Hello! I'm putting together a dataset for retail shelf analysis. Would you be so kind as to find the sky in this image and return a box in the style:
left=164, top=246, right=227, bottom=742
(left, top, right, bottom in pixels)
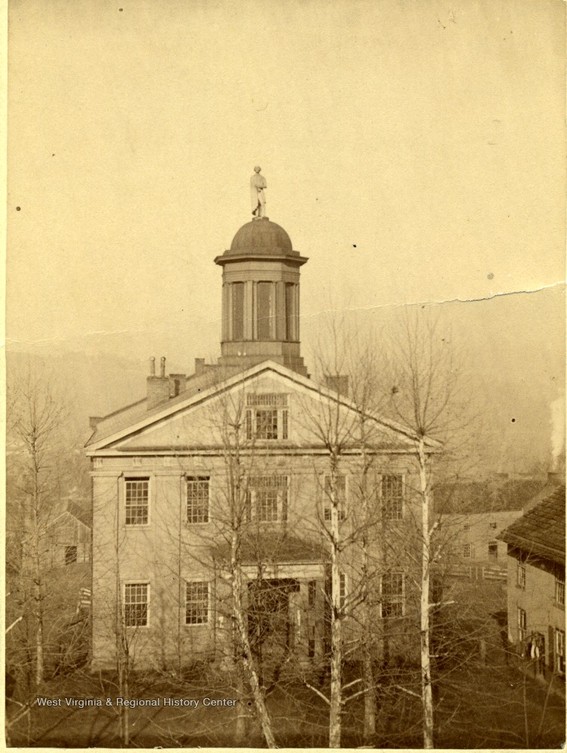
left=5, top=0, right=566, bottom=468
left=7, top=0, right=565, bottom=341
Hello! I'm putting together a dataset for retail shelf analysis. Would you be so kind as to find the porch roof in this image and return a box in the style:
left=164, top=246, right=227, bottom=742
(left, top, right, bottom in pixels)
left=214, top=532, right=328, bottom=567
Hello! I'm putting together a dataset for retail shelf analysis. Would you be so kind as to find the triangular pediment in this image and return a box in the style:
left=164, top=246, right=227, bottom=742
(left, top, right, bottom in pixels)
left=86, top=361, right=428, bottom=455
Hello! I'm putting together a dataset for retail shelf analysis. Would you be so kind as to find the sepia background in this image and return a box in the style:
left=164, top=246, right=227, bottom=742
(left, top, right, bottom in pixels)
left=7, top=0, right=565, bottom=470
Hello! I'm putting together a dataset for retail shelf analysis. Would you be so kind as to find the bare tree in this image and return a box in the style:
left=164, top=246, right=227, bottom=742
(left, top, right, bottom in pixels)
left=299, top=324, right=389, bottom=747
left=386, top=310, right=467, bottom=749
left=213, top=389, right=278, bottom=747
left=151, top=385, right=281, bottom=746
left=7, top=368, right=67, bottom=689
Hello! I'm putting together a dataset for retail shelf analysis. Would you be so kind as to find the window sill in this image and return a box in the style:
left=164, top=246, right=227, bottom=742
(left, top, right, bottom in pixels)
left=249, top=519, right=287, bottom=525
left=249, top=439, right=288, bottom=444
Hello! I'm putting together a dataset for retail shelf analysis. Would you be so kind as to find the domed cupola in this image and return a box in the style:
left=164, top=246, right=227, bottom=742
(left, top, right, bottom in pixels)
left=226, top=219, right=294, bottom=257
left=214, top=214, right=309, bottom=376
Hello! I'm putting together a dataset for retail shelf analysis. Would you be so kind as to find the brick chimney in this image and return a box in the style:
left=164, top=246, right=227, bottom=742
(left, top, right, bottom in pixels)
left=147, top=356, right=170, bottom=410
left=324, top=374, right=349, bottom=397
left=169, top=374, right=187, bottom=398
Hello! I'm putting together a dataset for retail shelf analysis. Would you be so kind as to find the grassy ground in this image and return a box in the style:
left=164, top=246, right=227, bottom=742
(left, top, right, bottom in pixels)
left=7, top=656, right=564, bottom=748
left=7, top=577, right=565, bottom=747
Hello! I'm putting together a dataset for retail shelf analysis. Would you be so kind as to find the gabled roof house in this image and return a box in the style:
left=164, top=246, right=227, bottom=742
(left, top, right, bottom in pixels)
left=499, top=484, right=565, bottom=684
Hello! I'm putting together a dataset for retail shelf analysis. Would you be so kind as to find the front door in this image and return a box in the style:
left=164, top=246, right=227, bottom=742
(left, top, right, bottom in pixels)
left=248, top=578, right=299, bottom=686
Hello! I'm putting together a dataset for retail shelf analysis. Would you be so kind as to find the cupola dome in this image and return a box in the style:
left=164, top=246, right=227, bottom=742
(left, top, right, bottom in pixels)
left=216, top=218, right=302, bottom=262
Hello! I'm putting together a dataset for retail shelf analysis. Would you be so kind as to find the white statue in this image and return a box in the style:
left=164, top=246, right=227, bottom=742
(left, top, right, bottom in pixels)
left=250, top=166, right=267, bottom=219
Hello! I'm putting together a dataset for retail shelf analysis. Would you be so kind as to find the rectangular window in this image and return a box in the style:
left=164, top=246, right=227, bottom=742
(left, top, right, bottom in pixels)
left=555, top=629, right=565, bottom=674
left=517, top=563, right=526, bottom=589
left=231, top=282, right=244, bottom=340
left=463, top=543, right=472, bottom=558
left=258, top=487, right=279, bottom=521
left=324, top=475, right=347, bottom=521
left=517, top=607, right=527, bottom=643
left=256, top=281, right=274, bottom=340
left=246, top=394, right=289, bottom=441
left=381, top=573, right=404, bottom=618
left=125, top=478, right=149, bottom=526
left=555, top=575, right=565, bottom=607
left=185, top=581, right=209, bottom=625
left=187, top=477, right=210, bottom=524
left=256, top=409, right=278, bottom=440
left=382, top=475, right=404, bottom=520
left=282, top=409, right=288, bottom=440
left=246, top=476, right=288, bottom=522
left=65, top=545, right=77, bottom=566
left=124, top=583, right=149, bottom=627
left=488, top=541, right=499, bottom=560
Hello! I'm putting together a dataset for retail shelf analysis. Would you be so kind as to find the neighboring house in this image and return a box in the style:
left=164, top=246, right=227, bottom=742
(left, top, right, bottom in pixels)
left=86, top=217, right=435, bottom=672
left=44, top=502, right=92, bottom=569
left=498, top=484, right=565, bottom=682
left=436, top=479, right=548, bottom=568
left=446, top=510, right=522, bottom=565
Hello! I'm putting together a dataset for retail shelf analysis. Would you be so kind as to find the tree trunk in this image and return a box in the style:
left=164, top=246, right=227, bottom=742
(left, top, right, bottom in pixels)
left=328, top=464, right=342, bottom=748
left=234, top=666, right=247, bottom=744
left=118, top=655, right=130, bottom=746
left=34, top=605, right=44, bottom=687
left=360, top=455, right=376, bottom=744
left=115, top=487, right=129, bottom=746
left=31, top=484, right=44, bottom=686
left=230, top=531, right=276, bottom=748
left=328, top=582, right=342, bottom=748
left=418, top=437, right=434, bottom=749
left=363, top=637, right=376, bottom=744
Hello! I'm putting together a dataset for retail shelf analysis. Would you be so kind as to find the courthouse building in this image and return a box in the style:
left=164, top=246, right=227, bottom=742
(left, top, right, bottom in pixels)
left=86, top=214, right=432, bottom=671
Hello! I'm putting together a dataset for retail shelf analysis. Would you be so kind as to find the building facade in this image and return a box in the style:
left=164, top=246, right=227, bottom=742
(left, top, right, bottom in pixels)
left=442, top=510, right=521, bottom=565
left=499, top=484, right=565, bottom=683
left=86, top=217, right=431, bottom=672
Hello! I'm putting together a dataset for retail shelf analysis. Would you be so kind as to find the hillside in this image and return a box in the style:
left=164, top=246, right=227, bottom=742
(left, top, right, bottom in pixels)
left=7, top=286, right=565, bottom=473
